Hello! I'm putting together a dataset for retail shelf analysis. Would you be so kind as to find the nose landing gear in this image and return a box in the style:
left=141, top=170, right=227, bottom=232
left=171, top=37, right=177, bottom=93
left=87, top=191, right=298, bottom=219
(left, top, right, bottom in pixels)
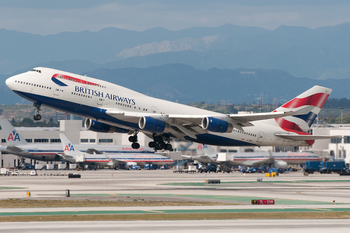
left=33, top=102, right=42, bottom=121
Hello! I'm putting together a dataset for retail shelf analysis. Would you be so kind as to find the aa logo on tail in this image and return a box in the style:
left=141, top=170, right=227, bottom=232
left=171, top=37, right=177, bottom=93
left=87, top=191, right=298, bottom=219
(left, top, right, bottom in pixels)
left=64, top=143, right=75, bottom=151
left=7, top=130, right=20, bottom=141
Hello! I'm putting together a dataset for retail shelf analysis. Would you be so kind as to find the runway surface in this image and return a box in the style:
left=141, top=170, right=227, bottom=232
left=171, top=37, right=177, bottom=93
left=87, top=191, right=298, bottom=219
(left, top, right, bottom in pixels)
left=1, top=219, right=350, bottom=233
left=1, top=170, right=350, bottom=231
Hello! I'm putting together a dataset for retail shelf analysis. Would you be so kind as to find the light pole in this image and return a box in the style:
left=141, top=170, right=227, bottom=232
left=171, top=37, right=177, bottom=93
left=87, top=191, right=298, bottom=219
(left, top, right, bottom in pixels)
left=340, top=107, right=344, bottom=127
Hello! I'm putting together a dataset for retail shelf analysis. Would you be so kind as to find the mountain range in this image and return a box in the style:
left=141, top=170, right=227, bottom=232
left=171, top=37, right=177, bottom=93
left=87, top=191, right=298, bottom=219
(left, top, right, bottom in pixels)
left=2, top=23, right=350, bottom=80
left=2, top=23, right=350, bottom=105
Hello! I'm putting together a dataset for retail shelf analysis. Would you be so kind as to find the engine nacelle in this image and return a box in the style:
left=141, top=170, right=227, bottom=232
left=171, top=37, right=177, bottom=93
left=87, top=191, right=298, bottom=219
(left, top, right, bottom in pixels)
left=201, top=117, right=233, bottom=133
left=139, top=116, right=167, bottom=133
left=274, top=160, right=287, bottom=168
left=85, top=119, right=129, bottom=133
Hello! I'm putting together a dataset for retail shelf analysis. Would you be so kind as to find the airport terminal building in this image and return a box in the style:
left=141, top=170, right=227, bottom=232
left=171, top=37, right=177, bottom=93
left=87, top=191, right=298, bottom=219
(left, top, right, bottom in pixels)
left=0, top=120, right=349, bottom=168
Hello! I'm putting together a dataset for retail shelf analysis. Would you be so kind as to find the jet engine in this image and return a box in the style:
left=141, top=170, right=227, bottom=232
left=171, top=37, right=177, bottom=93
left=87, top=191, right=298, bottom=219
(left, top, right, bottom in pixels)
left=138, top=116, right=168, bottom=133
left=201, top=117, right=233, bottom=133
left=274, top=160, right=288, bottom=168
left=85, top=119, right=129, bottom=133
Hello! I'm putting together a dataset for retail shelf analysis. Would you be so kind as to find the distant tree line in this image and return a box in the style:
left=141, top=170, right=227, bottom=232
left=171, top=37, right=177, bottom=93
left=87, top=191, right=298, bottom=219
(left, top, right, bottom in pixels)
left=10, top=118, right=59, bottom=127
left=324, top=98, right=350, bottom=109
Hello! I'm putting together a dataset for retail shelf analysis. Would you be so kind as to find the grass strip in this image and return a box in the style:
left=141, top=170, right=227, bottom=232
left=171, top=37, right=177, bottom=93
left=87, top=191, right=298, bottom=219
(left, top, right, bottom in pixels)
left=1, top=212, right=350, bottom=222
left=0, top=199, right=231, bottom=208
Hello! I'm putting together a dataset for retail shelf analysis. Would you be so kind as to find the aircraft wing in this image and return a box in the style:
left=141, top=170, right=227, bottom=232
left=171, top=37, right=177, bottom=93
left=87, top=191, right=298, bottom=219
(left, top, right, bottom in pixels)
left=104, top=108, right=303, bottom=139
left=104, top=153, right=125, bottom=166
left=275, top=134, right=342, bottom=141
left=240, top=157, right=275, bottom=167
left=182, top=155, right=215, bottom=164
left=86, top=148, right=103, bottom=154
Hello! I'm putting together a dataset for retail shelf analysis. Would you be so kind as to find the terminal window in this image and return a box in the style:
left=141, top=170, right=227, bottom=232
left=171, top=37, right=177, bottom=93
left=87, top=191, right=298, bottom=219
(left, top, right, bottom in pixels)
left=50, top=139, right=61, bottom=143
left=331, top=138, right=342, bottom=144
left=34, top=139, right=49, bottom=143
left=99, top=139, right=113, bottom=143
left=1, top=139, right=6, bottom=143
left=344, top=136, right=350, bottom=144
left=90, top=139, right=96, bottom=143
left=25, top=139, right=33, bottom=143
left=80, top=139, right=88, bottom=143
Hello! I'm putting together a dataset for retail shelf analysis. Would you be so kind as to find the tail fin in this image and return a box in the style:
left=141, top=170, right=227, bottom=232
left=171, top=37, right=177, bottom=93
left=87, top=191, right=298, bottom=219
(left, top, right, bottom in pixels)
left=0, top=116, right=27, bottom=146
left=59, top=133, right=85, bottom=162
left=274, top=85, right=331, bottom=133
left=196, top=144, right=216, bottom=156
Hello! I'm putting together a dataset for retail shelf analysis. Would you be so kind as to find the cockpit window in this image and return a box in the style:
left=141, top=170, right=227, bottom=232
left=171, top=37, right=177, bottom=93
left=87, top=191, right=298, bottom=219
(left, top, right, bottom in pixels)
left=30, top=69, right=41, bottom=73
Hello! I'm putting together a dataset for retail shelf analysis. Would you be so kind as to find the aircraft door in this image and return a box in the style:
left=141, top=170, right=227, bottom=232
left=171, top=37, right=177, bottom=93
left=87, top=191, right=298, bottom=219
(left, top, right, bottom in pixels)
left=53, top=84, right=60, bottom=97
left=151, top=106, right=157, bottom=113
left=96, top=96, right=103, bottom=106
left=257, top=131, right=265, bottom=143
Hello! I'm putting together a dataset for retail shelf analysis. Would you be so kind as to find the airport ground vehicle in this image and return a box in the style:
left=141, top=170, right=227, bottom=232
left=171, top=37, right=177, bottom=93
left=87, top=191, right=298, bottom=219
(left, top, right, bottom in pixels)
left=144, top=164, right=158, bottom=170
left=243, top=167, right=257, bottom=173
left=304, top=161, right=324, bottom=174
left=304, top=161, right=348, bottom=174
left=198, top=164, right=217, bottom=173
left=320, top=161, right=348, bottom=174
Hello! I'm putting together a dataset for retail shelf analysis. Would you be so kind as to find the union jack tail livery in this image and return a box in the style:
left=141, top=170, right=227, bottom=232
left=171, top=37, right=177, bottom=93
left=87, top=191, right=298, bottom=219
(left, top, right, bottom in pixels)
left=274, top=85, right=331, bottom=133
left=272, top=86, right=332, bottom=146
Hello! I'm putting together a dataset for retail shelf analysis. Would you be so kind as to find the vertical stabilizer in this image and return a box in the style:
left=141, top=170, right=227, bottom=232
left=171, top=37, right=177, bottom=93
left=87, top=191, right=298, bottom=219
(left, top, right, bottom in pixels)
left=196, top=144, right=217, bottom=157
left=59, top=133, right=85, bottom=162
left=274, top=85, right=332, bottom=133
left=0, top=116, right=27, bottom=146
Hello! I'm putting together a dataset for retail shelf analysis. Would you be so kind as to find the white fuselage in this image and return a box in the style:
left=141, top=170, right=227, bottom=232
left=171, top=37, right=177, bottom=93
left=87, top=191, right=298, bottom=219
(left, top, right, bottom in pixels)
left=5, top=68, right=308, bottom=147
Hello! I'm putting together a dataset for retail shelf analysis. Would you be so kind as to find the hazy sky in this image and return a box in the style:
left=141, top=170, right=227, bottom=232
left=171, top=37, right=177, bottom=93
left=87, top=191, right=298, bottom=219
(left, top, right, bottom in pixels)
left=1, top=0, right=350, bottom=35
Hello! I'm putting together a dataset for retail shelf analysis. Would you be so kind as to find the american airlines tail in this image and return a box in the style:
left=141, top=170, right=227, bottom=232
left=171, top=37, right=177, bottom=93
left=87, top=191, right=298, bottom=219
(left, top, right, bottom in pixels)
left=196, top=144, right=216, bottom=157
left=59, top=133, right=85, bottom=163
left=0, top=116, right=27, bottom=146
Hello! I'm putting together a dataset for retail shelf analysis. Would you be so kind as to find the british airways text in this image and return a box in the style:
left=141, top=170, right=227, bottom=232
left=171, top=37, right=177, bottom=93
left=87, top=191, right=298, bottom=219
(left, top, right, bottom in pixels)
left=74, top=86, right=136, bottom=105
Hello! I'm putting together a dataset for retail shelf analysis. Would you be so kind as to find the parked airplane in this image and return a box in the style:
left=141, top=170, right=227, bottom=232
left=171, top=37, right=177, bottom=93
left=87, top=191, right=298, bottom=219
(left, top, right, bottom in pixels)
left=59, top=133, right=174, bottom=168
left=186, top=144, right=322, bottom=168
left=0, top=116, right=154, bottom=161
left=6, top=67, right=340, bottom=150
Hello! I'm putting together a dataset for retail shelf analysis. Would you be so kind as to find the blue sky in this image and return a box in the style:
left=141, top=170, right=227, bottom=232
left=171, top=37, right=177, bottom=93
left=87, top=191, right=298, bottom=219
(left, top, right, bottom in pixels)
left=1, top=0, right=350, bottom=35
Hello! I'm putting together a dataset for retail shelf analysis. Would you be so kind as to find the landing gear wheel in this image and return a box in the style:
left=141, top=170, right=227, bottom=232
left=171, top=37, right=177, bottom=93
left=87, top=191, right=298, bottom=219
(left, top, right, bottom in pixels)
left=132, top=142, right=140, bottom=149
left=165, top=143, right=172, bottom=151
left=129, top=135, right=137, bottom=142
left=148, top=141, right=156, bottom=148
left=33, top=102, right=42, bottom=121
left=33, top=114, right=41, bottom=121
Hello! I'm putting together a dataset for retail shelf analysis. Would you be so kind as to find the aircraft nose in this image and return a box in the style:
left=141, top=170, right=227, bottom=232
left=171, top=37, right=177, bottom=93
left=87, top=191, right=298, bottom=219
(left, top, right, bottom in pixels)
left=6, top=75, right=18, bottom=90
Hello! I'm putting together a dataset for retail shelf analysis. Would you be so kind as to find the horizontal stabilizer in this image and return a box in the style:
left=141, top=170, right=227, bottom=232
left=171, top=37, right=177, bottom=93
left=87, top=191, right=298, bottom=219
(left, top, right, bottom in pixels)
left=275, top=134, right=342, bottom=141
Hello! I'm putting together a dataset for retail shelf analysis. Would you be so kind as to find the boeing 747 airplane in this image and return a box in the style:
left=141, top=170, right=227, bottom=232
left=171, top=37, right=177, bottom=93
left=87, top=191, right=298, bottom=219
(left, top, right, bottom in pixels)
left=6, top=67, right=340, bottom=150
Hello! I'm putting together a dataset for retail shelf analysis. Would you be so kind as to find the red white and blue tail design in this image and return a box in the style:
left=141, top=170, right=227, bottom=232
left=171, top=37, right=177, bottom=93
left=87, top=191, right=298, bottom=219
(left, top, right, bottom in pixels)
left=273, top=86, right=333, bottom=146
left=274, top=85, right=331, bottom=133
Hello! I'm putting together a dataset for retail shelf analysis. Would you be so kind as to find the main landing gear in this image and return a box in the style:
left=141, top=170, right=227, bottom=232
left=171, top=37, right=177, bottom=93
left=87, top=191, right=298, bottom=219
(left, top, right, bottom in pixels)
left=33, top=102, right=42, bottom=121
left=129, top=133, right=140, bottom=149
left=148, top=134, right=172, bottom=151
